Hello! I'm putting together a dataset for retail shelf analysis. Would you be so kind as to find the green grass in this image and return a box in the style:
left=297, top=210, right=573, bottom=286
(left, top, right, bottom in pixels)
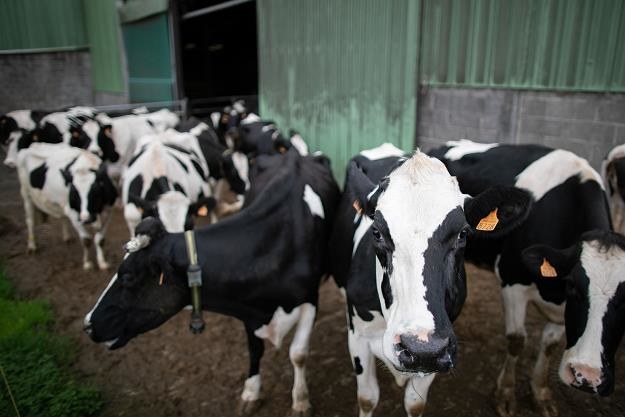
left=0, top=267, right=103, bottom=417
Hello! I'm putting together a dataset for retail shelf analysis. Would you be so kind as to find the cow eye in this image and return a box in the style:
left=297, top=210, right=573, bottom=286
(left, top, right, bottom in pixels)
left=372, top=227, right=381, bottom=241
left=458, top=228, right=468, bottom=241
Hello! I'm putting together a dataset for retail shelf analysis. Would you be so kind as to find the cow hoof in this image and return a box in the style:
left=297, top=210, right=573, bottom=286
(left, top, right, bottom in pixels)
left=237, top=399, right=262, bottom=415
left=26, top=246, right=37, bottom=255
left=494, top=387, right=516, bottom=417
left=83, top=261, right=94, bottom=271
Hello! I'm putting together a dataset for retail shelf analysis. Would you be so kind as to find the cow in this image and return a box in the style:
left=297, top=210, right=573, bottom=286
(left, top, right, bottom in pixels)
left=16, top=143, right=117, bottom=270
left=84, top=148, right=341, bottom=416
left=122, top=138, right=216, bottom=235
left=602, top=144, right=625, bottom=234
left=330, top=143, right=533, bottom=417
left=429, top=139, right=625, bottom=416
left=4, top=106, right=97, bottom=168
left=0, top=109, right=48, bottom=146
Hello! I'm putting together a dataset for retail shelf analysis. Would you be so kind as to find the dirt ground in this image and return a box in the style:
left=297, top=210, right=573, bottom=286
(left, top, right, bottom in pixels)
left=0, top=160, right=624, bottom=417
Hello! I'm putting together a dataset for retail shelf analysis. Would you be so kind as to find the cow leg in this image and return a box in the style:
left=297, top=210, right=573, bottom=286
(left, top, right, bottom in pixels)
left=20, top=189, right=37, bottom=253
left=530, top=323, right=564, bottom=417
left=239, top=322, right=265, bottom=416
left=348, top=331, right=379, bottom=417
left=67, top=214, right=94, bottom=270
left=288, top=303, right=316, bottom=417
left=404, top=373, right=436, bottom=417
left=495, top=284, right=529, bottom=417
left=61, top=219, right=72, bottom=243
left=93, top=210, right=112, bottom=270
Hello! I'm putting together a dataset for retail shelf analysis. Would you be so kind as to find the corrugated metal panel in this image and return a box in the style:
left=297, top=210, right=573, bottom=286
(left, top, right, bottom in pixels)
left=83, top=0, right=125, bottom=93
left=257, top=0, right=420, bottom=183
left=420, top=0, right=625, bottom=92
left=121, top=13, right=173, bottom=102
left=0, top=0, right=87, bottom=51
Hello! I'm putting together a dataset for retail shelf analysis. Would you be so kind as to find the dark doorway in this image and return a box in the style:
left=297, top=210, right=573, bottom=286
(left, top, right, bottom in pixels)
left=176, top=0, right=258, bottom=116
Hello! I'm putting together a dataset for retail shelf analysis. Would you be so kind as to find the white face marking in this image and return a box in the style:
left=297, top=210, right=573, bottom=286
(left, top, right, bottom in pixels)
left=559, top=241, right=625, bottom=389
left=290, top=134, right=309, bottom=156
left=443, top=139, right=499, bottom=161
left=81, top=120, right=102, bottom=155
left=516, top=149, right=603, bottom=201
left=303, top=184, right=324, bottom=218
left=4, top=133, right=19, bottom=167
left=231, top=151, right=250, bottom=191
left=85, top=273, right=119, bottom=326
left=156, top=191, right=191, bottom=233
left=8, top=110, right=37, bottom=131
left=359, top=142, right=405, bottom=160
left=71, top=168, right=97, bottom=222
left=352, top=214, right=372, bottom=256
left=375, top=152, right=466, bottom=368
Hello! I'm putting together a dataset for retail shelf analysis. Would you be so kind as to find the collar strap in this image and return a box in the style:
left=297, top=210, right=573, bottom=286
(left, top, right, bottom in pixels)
left=184, top=230, right=205, bottom=334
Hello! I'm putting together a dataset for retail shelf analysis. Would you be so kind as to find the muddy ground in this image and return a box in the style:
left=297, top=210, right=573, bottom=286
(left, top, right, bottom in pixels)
left=0, top=161, right=623, bottom=417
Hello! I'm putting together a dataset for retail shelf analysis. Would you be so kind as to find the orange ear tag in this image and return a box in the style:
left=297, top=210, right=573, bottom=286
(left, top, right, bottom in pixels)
left=353, top=200, right=363, bottom=215
left=540, top=258, right=557, bottom=278
left=197, top=206, right=208, bottom=217
left=476, top=208, right=499, bottom=231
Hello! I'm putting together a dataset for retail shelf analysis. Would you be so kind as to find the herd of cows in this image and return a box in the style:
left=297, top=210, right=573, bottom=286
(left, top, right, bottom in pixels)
left=1, top=102, right=624, bottom=417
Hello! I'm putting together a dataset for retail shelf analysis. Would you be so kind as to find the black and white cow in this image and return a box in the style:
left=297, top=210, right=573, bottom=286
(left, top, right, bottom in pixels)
left=16, top=143, right=117, bottom=270
left=0, top=109, right=48, bottom=146
left=430, top=139, right=625, bottom=415
left=84, top=148, right=340, bottom=416
left=330, top=143, right=533, bottom=417
left=602, top=144, right=625, bottom=234
left=4, top=106, right=97, bottom=167
left=122, top=137, right=215, bottom=234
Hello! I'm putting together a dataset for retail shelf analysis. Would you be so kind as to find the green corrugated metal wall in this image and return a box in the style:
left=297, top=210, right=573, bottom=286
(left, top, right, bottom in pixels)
left=121, top=14, right=174, bottom=102
left=83, top=0, right=125, bottom=93
left=257, top=0, right=420, bottom=183
left=0, top=0, right=87, bottom=51
left=420, top=0, right=625, bottom=92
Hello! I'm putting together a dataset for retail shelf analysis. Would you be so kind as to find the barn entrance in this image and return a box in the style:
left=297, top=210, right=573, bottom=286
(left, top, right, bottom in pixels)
left=175, top=0, right=258, bottom=116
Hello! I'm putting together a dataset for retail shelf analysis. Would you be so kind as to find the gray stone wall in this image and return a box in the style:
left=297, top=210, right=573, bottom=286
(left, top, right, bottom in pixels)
left=417, top=87, right=625, bottom=170
left=0, top=51, right=94, bottom=112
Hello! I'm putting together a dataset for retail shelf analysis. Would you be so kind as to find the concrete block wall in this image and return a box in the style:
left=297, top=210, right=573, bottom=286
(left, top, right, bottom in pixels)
left=417, top=87, right=625, bottom=170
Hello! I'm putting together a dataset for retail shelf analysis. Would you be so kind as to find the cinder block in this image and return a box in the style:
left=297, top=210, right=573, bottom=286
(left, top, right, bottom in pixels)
left=519, top=116, right=563, bottom=137
left=597, top=100, right=625, bottom=123
left=449, top=110, right=481, bottom=128
left=544, top=96, right=598, bottom=121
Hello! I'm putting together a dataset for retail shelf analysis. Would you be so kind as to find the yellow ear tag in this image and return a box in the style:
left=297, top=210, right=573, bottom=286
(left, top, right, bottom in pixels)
left=159, top=272, right=164, bottom=286
left=352, top=200, right=363, bottom=215
left=476, top=208, right=499, bottom=231
left=278, top=146, right=287, bottom=154
left=540, top=258, right=557, bottom=278
left=197, top=206, right=208, bottom=217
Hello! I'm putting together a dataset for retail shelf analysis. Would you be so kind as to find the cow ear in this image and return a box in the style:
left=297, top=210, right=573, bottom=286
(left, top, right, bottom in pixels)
left=522, top=244, right=580, bottom=280
left=96, top=164, right=118, bottom=205
left=59, top=168, right=72, bottom=185
left=464, top=185, right=533, bottom=239
left=346, top=161, right=376, bottom=218
left=128, top=194, right=154, bottom=213
left=191, top=196, right=217, bottom=217
left=125, top=217, right=167, bottom=252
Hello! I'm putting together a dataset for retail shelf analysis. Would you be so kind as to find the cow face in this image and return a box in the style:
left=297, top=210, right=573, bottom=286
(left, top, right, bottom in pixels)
left=222, top=151, right=250, bottom=195
left=130, top=190, right=215, bottom=233
left=0, top=115, right=19, bottom=145
left=71, top=121, right=119, bottom=163
left=3, top=129, right=22, bottom=168
left=349, top=152, right=532, bottom=374
left=84, top=217, right=186, bottom=349
left=62, top=159, right=118, bottom=223
left=522, top=230, right=625, bottom=396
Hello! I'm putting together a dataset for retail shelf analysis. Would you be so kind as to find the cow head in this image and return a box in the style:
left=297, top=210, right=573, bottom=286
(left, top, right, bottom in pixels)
left=129, top=189, right=215, bottom=233
left=348, top=152, right=532, bottom=374
left=221, top=151, right=250, bottom=195
left=70, top=121, right=119, bottom=163
left=522, top=230, right=625, bottom=396
left=0, top=115, right=19, bottom=145
left=62, top=158, right=118, bottom=224
left=84, top=217, right=187, bottom=349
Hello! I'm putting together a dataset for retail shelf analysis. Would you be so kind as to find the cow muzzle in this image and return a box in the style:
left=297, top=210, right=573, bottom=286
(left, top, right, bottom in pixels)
left=562, top=362, right=605, bottom=394
left=393, top=332, right=455, bottom=373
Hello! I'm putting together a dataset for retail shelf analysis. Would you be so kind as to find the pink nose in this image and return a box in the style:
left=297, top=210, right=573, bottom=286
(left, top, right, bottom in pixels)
left=79, top=212, right=90, bottom=222
left=568, top=363, right=603, bottom=391
left=4, top=159, right=15, bottom=168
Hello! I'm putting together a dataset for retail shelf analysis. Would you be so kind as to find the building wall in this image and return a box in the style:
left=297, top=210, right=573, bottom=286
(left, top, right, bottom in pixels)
left=417, top=87, right=625, bottom=170
left=0, top=51, right=94, bottom=112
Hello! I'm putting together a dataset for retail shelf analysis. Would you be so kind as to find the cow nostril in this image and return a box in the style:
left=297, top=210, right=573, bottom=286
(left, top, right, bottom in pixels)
left=83, top=324, right=93, bottom=337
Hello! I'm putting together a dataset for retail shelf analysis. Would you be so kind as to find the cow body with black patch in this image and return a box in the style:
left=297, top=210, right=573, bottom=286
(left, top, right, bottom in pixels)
left=602, top=143, right=625, bottom=234
left=85, top=148, right=340, bottom=416
left=430, top=139, right=625, bottom=416
left=122, top=137, right=215, bottom=234
left=330, top=143, right=533, bottom=417
left=16, top=143, right=117, bottom=270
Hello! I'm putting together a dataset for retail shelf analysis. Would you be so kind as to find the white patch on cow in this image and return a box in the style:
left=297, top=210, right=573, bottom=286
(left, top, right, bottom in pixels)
left=241, top=113, right=261, bottom=124
left=232, top=101, right=246, bottom=114
left=4, top=133, right=20, bottom=167
left=360, top=142, right=405, bottom=160
left=444, top=139, right=499, bottom=161
left=9, top=110, right=37, bottom=131
left=602, top=144, right=625, bottom=233
left=241, top=374, right=261, bottom=402
left=290, top=134, right=309, bottom=156
left=210, top=112, right=220, bottom=128
left=352, top=310, right=387, bottom=338
left=81, top=120, right=103, bottom=155
left=254, top=306, right=301, bottom=348
left=375, top=152, right=466, bottom=368
left=189, top=122, right=209, bottom=137
left=231, top=151, right=250, bottom=191
left=516, top=149, right=603, bottom=201
left=303, top=184, right=324, bottom=219
left=352, top=213, right=372, bottom=256
left=156, top=191, right=192, bottom=233
left=559, top=241, right=625, bottom=390
left=132, top=106, right=149, bottom=115
left=85, top=273, right=119, bottom=326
